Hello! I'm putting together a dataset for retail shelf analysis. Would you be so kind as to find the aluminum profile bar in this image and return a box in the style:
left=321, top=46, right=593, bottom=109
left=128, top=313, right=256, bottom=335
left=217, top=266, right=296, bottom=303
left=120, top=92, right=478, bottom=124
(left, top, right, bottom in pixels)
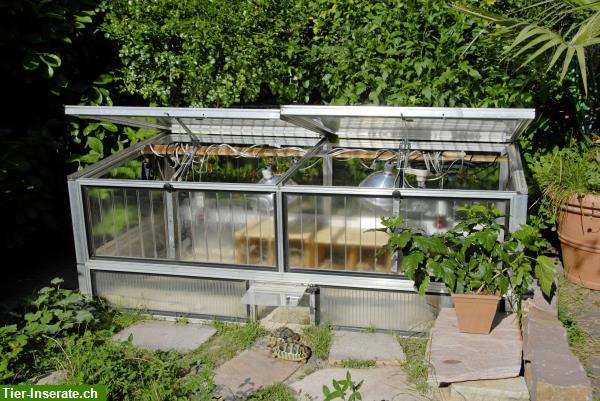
left=278, top=137, right=328, bottom=185
left=281, top=105, right=535, bottom=120
left=65, top=105, right=282, bottom=120
left=280, top=115, right=337, bottom=139
left=68, top=133, right=167, bottom=180
left=279, top=185, right=518, bottom=199
left=507, top=143, right=528, bottom=194
left=80, top=116, right=170, bottom=131
left=68, top=180, right=92, bottom=294
left=78, top=178, right=280, bottom=193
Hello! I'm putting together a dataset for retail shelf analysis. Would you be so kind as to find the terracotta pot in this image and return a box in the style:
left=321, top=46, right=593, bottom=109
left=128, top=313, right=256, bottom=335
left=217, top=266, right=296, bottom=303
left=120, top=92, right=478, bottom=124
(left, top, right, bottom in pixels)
left=558, top=194, right=600, bottom=290
left=451, top=294, right=500, bottom=334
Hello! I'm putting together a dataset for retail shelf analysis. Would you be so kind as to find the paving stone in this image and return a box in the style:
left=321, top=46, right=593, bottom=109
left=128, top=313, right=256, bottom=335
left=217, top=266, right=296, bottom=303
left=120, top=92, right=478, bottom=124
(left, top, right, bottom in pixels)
left=31, top=370, right=67, bottom=385
left=449, top=377, right=529, bottom=401
left=112, top=320, right=216, bottom=352
left=290, top=367, right=425, bottom=401
left=522, top=306, right=592, bottom=401
left=214, top=348, right=302, bottom=400
left=328, top=331, right=405, bottom=365
left=260, top=306, right=311, bottom=333
left=428, top=308, right=522, bottom=386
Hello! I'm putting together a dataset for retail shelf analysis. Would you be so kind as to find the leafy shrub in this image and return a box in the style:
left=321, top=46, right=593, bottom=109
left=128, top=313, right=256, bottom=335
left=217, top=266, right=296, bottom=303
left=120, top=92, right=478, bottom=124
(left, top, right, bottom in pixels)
left=101, top=0, right=544, bottom=108
left=383, top=204, right=556, bottom=312
left=54, top=331, right=213, bottom=401
left=0, top=278, right=107, bottom=383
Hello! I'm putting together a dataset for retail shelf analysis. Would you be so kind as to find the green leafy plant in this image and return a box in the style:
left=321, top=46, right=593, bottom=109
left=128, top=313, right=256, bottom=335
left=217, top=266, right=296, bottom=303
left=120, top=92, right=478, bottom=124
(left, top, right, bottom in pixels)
left=0, top=278, right=107, bottom=383
left=383, top=204, right=557, bottom=313
left=322, top=371, right=363, bottom=401
left=54, top=331, right=214, bottom=401
left=302, top=324, right=332, bottom=360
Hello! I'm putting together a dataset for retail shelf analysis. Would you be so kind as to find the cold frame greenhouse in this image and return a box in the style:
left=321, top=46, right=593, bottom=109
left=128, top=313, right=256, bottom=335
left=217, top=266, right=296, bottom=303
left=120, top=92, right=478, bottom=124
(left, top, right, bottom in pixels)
left=66, top=105, right=533, bottom=331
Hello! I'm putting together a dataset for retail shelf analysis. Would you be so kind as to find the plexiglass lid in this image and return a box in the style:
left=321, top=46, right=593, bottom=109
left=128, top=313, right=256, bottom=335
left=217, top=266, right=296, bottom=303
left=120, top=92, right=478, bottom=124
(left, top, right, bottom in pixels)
left=280, top=105, right=535, bottom=144
left=65, top=105, right=535, bottom=145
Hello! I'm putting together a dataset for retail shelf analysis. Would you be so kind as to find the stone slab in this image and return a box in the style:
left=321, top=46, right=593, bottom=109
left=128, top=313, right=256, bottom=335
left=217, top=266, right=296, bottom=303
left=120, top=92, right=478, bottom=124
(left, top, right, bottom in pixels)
left=214, top=348, right=302, bottom=400
left=450, top=377, right=529, bottom=401
left=290, top=367, right=425, bottom=401
left=112, top=320, right=216, bottom=352
left=428, top=308, right=522, bottom=386
left=329, top=331, right=405, bottom=365
left=523, top=306, right=592, bottom=401
left=31, top=371, right=67, bottom=385
left=260, top=306, right=311, bottom=333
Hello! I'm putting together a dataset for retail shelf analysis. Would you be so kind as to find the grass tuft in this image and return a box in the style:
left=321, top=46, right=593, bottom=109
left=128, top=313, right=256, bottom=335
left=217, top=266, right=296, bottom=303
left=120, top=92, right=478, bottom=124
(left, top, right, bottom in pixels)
left=396, top=335, right=433, bottom=397
left=339, top=359, right=375, bottom=368
left=302, top=325, right=332, bottom=359
left=189, top=321, right=265, bottom=367
left=110, top=309, right=150, bottom=331
left=247, top=383, right=297, bottom=401
left=558, top=277, right=600, bottom=369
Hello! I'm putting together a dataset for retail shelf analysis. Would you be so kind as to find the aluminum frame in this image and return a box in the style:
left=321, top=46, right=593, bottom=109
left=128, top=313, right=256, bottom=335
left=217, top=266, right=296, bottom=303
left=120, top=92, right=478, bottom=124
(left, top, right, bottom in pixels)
left=66, top=105, right=535, bottom=297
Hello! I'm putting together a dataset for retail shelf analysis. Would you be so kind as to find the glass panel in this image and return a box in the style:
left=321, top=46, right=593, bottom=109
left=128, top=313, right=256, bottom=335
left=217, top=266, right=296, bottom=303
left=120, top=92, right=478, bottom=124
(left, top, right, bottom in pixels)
left=84, top=187, right=167, bottom=258
left=99, top=143, right=310, bottom=183
left=84, top=187, right=276, bottom=267
left=286, top=195, right=508, bottom=274
left=175, top=191, right=276, bottom=267
left=287, top=151, right=501, bottom=190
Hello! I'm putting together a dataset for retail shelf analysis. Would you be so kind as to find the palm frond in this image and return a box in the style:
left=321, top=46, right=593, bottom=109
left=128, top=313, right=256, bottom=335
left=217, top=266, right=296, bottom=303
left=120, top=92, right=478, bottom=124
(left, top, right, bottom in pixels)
left=454, top=1, right=600, bottom=95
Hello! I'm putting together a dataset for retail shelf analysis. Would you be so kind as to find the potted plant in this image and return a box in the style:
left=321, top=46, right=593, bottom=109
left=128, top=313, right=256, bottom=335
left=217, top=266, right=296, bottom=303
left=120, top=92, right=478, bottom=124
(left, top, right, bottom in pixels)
left=382, top=204, right=556, bottom=334
left=531, top=145, right=600, bottom=290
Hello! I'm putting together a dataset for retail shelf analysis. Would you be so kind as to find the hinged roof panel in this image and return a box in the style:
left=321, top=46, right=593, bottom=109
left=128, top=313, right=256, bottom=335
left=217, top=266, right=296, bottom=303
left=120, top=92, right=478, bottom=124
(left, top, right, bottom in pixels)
left=65, top=105, right=535, bottom=145
left=280, top=105, right=535, bottom=143
left=65, top=105, right=321, bottom=147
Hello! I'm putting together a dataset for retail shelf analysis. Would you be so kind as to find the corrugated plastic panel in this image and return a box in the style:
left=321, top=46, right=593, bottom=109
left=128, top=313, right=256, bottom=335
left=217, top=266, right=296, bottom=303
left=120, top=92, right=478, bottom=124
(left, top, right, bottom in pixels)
left=319, top=287, right=453, bottom=332
left=92, top=271, right=247, bottom=320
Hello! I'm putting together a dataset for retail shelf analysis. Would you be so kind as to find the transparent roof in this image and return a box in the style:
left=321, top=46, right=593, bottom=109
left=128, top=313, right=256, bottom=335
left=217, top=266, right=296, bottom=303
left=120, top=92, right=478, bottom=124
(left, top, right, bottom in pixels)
left=65, top=105, right=535, bottom=145
left=281, top=106, right=535, bottom=143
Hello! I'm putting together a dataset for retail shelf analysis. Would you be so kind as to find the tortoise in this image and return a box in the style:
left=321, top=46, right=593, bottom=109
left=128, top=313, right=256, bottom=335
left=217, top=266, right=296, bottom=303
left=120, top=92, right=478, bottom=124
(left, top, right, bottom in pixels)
left=267, top=327, right=301, bottom=348
left=271, top=341, right=311, bottom=363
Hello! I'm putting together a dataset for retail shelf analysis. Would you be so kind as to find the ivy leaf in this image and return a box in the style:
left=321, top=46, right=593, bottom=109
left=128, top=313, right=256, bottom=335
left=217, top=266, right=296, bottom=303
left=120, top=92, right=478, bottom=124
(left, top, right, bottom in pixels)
left=535, top=256, right=556, bottom=296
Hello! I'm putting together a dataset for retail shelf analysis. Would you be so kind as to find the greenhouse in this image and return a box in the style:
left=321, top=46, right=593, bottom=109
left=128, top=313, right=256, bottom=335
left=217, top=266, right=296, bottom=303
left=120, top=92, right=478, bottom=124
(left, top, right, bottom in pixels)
left=66, top=105, right=534, bottom=331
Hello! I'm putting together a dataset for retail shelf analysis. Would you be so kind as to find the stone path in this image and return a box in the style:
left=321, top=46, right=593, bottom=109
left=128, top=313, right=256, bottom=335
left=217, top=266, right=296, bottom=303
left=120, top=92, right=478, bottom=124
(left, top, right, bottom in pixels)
left=329, top=331, right=405, bottom=365
left=214, top=348, right=302, bottom=400
left=448, top=377, right=530, bottom=401
left=291, top=367, right=425, bottom=401
left=112, top=320, right=216, bottom=352
left=428, top=308, right=522, bottom=386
